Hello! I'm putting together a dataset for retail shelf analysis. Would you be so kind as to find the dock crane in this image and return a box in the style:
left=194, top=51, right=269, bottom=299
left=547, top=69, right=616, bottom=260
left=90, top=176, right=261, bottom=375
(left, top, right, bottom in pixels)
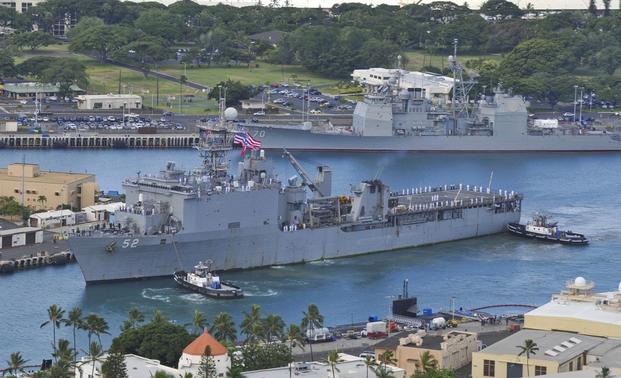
left=282, top=148, right=325, bottom=197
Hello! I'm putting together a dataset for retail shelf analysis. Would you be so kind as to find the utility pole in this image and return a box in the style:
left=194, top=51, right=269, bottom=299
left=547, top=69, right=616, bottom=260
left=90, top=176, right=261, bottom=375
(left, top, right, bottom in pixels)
left=118, top=70, right=122, bottom=94
left=156, top=76, right=160, bottom=106
left=579, top=87, right=584, bottom=124
left=573, top=85, right=578, bottom=123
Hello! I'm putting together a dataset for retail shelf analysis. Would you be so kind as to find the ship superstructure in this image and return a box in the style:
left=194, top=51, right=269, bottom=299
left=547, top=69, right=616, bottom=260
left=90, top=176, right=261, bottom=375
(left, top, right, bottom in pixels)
left=69, top=119, right=523, bottom=283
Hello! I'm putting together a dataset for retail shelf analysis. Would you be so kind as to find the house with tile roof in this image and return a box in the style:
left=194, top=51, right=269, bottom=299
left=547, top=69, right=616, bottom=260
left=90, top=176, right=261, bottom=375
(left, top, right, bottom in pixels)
left=178, top=331, right=230, bottom=377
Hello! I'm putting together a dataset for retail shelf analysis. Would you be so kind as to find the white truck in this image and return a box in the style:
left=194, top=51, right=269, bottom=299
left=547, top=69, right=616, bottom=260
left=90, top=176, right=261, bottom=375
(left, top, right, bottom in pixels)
left=306, top=327, right=331, bottom=342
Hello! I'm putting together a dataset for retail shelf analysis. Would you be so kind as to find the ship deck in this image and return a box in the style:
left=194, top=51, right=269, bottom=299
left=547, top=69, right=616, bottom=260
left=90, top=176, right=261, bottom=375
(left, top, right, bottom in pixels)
left=390, top=185, right=519, bottom=211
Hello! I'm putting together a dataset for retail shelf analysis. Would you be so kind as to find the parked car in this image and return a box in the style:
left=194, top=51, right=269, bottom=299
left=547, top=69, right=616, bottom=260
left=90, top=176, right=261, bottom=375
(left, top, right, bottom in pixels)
left=253, top=111, right=266, bottom=116
left=309, top=109, right=321, bottom=114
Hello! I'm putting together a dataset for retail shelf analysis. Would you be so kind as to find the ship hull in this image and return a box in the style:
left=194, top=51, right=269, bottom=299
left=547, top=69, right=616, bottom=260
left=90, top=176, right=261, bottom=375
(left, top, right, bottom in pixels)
left=241, top=125, right=621, bottom=151
left=69, top=206, right=520, bottom=283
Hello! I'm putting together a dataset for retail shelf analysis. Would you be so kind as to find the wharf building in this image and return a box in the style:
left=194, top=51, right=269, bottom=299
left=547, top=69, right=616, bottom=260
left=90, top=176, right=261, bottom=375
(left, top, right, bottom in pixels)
left=0, top=0, right=44, bottom=13
left=351, top=68, right=454, bottom=105
left=0, top=163, right=98, bottom=210
left=375, top=330, right=479, bottom=377
left=472, top=277, right=621, bottom=378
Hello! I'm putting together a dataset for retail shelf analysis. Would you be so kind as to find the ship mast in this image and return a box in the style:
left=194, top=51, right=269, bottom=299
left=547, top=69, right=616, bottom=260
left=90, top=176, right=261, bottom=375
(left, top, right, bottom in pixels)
left=196, top=86, right=235, bottom=186
left=448, top=39, right=476, bottom=119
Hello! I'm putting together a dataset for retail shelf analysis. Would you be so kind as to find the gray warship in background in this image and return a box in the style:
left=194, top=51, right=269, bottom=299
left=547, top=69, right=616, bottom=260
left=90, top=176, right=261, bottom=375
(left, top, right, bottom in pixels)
left=239, top=53, right=621, bottom=152
left=68, top=111, right=523, bottom=284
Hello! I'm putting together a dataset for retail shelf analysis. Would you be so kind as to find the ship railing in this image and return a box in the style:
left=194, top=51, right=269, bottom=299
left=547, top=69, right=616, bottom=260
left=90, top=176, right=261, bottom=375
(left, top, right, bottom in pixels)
left=391, top=195, right=521, bottom=215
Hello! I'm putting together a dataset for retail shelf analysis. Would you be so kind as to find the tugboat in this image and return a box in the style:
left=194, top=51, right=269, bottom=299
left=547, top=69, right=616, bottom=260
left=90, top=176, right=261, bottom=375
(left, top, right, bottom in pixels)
left=173, top=260, right=244, bottom=299
left=507, top=214, right=588, bottom=245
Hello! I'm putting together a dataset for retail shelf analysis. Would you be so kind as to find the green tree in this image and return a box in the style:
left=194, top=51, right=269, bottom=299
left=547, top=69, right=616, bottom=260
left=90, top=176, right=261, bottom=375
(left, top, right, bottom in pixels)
left=594, top=46, right=621, bottom=75
left=240, top=342, right=292, bottom=371
left=191, top=310, right=208, bottom=335
left=121, top=308, right=145, bottom=331
left=374, top=365, right=396, bottom=378
left=135, top=9, right=184, bottom=42
left=480, top=0, right=523, bottom=20
left=101, top=350, right=128, bottom=378
left=210, top=313, right=236, bottom=343
left=40, top=304, right=65, bottom=358
left=207, top=79, right=258, bottom=107
left=324, top=350, right=342, bottom=378
left=498, top=38, right=575, bottom=84
left=415, top=351, right=438, bottom=373
left=82, top=341, right=105, bottom=378
left=40, top=59, right=89, bottom=98
left=111, top=316, right=194, bottom=367
left=37, top=195, right=48, bottom=209
left=264, top=314, right=285, bottom=342
left=11, top=31, right=55, bottom=51
left=67, top=17, right=131, bottom=63
left=240, top=304, right=264, bottom=343
left=52, top=339, right=75, bottom=363
left=48, top=358, right=73, bottom=378
left=16, top=56, right=57, bottom=77
left=516, top=339, right=539, bottom=377
left=6, top=352, right=28, bottom=377
left=197, top=346, right=217, bottom=378
left=0, top=53, right=16, bottom=77
left=286, top=324, right=305, bottom=378
left=363, top=356, right=376, bottom=378
left=603, top=0, right=611, bottom=16
left=83, top=313, right=109, bottom=346
left=588, top=0, right=597, bottom=15
left=301, top=304, right=324, bottom=361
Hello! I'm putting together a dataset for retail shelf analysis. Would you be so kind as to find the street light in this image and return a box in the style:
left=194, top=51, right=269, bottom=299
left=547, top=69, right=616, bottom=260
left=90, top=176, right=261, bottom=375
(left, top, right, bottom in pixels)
left=573, top=85, right=578, bottom=123
left=579, top=87, right=584, bottom=124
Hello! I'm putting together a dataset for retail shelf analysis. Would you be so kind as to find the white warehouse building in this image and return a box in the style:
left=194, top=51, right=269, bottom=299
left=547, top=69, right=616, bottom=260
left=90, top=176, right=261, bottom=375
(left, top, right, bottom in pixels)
left=352, top=68, right=455, bottom=105
left=76, top=94, right=142, bottom=110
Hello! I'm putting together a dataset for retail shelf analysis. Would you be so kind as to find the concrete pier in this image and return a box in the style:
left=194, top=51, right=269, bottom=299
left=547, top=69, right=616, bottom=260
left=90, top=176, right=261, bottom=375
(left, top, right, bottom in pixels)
left=0, top=133, right=201, bottom=149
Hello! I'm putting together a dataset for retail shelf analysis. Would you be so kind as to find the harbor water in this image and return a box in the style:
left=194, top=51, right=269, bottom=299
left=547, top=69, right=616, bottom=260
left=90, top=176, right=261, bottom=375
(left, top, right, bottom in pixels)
left=1, top=149, right=621, bottom=361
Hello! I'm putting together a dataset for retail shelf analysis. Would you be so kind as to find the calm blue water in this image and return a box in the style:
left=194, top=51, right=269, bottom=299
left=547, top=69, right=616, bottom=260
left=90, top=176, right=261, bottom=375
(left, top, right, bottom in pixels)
left=1, top=149, right=621, bottom=362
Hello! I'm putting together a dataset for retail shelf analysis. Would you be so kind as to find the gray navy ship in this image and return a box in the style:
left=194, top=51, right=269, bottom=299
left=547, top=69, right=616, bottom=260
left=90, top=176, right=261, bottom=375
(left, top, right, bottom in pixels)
left=238, top=52, right=621, bottom=152
left=68, top=116, right=523, bottom=284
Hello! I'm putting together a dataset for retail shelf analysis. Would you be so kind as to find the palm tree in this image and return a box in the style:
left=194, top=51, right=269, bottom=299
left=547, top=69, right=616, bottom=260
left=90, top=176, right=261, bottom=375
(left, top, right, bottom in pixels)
left=6, top=352, right=29, bottom=377
left=41, top=304, right=65, bottom=359
left=52, top=339, right=75, bottom=363
left=240, top=304, right=263, bottom=343
left=48, top=358, right=73, bottom=378
left=517, top=339, right=539, bottom=377
left=301, top=304, right=324, bottom=361
left=415, top=351, right=437, bottom=373
left=81, top=341, right=104, bottom=378
left=153, top=371, right=172, bottom=378
left=596, top=367, right=614, bottom=378
left=286, top=324, right=305, bottom=378
left=37, top=195, right=48, bottom=209
left=210, top=312, right=237, bottom=343
left=122, top=308, right=145, bottom=331
left=377, top=350, right=397, bottom=370
left=363, top=356, right=376, bottom=378
left=225, top=366, right=244, bottom=378
left=324, top=350, right=342, bottom=378
left=264, top=314, right=285, bottom=342
left=192, top=310, right=207, bottom=335
left=372, top=364, right=395, bottom=378
left=83, top=314, right=109, bottom=346
left=65, top=307, right=82, bottom=364
left=153, top=310, right=166, bottom=323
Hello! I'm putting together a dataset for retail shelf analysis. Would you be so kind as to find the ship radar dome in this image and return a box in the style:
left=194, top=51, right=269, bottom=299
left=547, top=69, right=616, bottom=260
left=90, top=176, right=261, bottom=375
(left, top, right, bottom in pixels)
left=574, top=276, right=587, bottom=287
left=224, top=107, right=238, bottom=121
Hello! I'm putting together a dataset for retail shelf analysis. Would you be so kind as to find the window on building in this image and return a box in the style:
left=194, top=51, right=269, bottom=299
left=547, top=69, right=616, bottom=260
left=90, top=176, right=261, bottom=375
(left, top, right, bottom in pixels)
left=483, top=360, right=495, bottom=377
left=569, top=361, right=573, bottom=371
left=535, top=366, right=547, bottom=376
left=55, top=192, right=60, bottom=196
left=577, top=357, right=582, bottom=370
left=14, top=189, right=19, bottom=193
left=93, top=102, right=102, bottom=109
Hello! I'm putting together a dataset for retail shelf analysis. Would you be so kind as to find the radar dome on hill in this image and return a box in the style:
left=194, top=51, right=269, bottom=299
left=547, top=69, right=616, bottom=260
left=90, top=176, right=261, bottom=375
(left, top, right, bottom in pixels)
left=574, top=276, right=587, bottom=287
left=224, top=107, right=238, bottom=121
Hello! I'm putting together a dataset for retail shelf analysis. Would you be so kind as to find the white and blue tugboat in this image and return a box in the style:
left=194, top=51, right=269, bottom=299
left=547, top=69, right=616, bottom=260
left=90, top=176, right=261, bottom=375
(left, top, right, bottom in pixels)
left=174, top=260, right=244, bottom=299
left=507, top=214, right=588, bottom=245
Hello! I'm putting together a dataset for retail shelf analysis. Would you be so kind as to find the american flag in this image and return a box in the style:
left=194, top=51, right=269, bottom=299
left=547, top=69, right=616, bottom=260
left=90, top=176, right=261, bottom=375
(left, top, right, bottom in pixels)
left=234, top=131, right=261, bottom=156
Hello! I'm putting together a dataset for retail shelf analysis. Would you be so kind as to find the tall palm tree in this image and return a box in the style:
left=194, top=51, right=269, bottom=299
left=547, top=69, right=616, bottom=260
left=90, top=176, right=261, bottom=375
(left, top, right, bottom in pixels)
left=52, top=339, right=75, bottom=363
left=37, top=195, right=48, bottom=209
left=192, top=310, right=207, bottom=335
left=377, top=350, right=397, bottom=369
left=40, top=305, right=65, bottom=359
left=153, top=310, right=166, bottom=323
left=65, top=307, right=82, bottom=364
left=363, top=356, right=376, bottom=378
left=83, top=314, right=109, bottom=346
left=301, top=304, right=324, bottom=361
left=122, top=308, right=145, bottom=331
left=240, top=304, right=263, bottom=343
left=209, top=312, right=237, bottom=343
left=286, top=324, right=305, bottom=378
left=264, top=314, right=285, bottom=342
left=81, top=341, right=104, bottom=378
left=48, top=358, right=73, bottom=378
left=6, top=352, right=28, bottom=377
left=517, top=339, right=539, bottom=377
left=415, top=350, right=437, bottom=373
left=324, top=350, right=342, bottom=378
left=372, top=364, right=395, bottom=378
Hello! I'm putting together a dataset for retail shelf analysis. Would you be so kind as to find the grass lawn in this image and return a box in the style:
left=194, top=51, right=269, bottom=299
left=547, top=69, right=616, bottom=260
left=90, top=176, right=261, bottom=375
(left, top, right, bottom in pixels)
left=403, top=50, right=504, bottom=71
left=159, top=61, right=338, bottom=88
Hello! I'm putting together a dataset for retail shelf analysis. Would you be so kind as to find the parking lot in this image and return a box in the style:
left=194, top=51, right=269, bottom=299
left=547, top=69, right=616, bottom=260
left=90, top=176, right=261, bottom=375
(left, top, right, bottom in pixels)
left=252, top=85, right=356, bottom=116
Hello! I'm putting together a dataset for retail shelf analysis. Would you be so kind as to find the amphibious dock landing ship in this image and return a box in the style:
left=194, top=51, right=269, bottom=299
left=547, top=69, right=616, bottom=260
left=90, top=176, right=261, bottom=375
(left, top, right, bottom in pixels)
left=68, top=123, right=522, bottom=284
